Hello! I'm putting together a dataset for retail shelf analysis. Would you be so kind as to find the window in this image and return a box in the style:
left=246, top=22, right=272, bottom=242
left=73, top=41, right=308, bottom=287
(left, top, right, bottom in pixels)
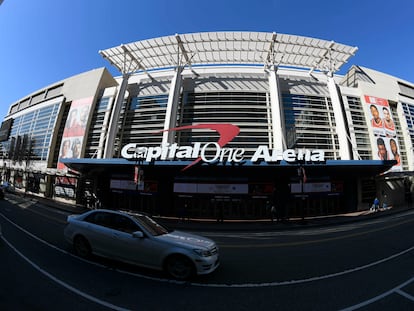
left=85, top=212, right=112, bottom=227
left=84, top=96, right=112, bottom=158
left=46, top=85, right=63, bottom=99
left=117, top=95, right=168, bottom=153
left=398, top=82, right=414, bottom=99
left=85, top=212, right=141, bottom=233
left=283, top=94, right=340, bottom=160
left=6, top=101, right=60, bottom=160
left=133, top=214, right=170, bottom=236
left=112, top=215, right=140, bottom=233
left=178, top=91, right=269, bottom=157
left=346, top=96, right=371, bottom=160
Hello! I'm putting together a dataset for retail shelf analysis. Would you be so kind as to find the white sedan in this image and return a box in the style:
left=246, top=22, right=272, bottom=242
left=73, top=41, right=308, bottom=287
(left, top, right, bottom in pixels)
left=64, top=209, right=219, bottom=280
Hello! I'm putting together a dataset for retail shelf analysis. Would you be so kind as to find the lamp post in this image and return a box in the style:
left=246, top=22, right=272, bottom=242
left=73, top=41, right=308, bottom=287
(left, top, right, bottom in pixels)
left=298, top=165, right=307, bottom=224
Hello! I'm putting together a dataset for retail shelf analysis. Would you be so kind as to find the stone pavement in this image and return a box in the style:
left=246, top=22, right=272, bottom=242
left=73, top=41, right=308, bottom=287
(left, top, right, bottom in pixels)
left=7, top=191, right=412, bottom=232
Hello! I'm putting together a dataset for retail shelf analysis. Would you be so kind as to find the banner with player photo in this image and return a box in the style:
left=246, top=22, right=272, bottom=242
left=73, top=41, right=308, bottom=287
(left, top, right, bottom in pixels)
left=364, top=95, right=401, bottom=171
left=57, top=97, right=93, bottom=170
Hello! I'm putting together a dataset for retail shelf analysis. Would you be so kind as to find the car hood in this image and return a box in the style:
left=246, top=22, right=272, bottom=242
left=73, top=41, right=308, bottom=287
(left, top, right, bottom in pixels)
left=156, top=231, right=215, bottom=249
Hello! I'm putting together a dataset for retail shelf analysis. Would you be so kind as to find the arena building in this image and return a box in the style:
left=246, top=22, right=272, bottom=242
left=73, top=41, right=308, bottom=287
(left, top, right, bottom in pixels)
left=0, top=31, right=413, bottom=220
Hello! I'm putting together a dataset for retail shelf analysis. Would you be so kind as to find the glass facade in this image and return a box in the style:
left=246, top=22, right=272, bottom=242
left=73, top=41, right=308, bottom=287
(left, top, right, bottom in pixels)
left=178, top=91, right=270, bottom=157
left=402, top=102, right=414, bottom=148
left=346, top=96, right=372, bottom=160
left=117, top=94, right=169, bottom=152
left=85, top=96, right=111, bottom=158
left=5, top=102, right=60, bottom=161
left=282, top=94, right=339, bottom=160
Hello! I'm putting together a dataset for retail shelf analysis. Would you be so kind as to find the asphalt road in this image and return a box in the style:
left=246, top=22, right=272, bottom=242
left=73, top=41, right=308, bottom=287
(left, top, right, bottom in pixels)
left=1, top=195, right=414, bottom=310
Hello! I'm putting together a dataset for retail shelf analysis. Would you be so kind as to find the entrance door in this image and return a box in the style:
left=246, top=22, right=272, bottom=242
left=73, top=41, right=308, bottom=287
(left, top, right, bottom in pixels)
left=110, top=190, right=158, bottom=215
left=290, top=194, right=344, bottom=218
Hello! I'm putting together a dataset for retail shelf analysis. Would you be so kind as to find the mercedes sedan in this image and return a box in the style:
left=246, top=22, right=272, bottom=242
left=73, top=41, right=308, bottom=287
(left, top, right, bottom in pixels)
left=64, top=209, right=219, bottom=280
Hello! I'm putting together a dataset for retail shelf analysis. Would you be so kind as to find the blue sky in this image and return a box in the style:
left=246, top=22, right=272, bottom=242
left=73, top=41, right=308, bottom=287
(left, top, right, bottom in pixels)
left=0, top=0, right=413, bottom=120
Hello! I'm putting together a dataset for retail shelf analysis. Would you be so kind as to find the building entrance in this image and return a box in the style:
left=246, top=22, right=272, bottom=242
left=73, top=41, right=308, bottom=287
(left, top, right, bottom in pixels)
left=174, top=194, right=271, bottom=220
left=173, top=192, right=346, bottom=220
left=290, top=194, right=345, bottom=218
left=110, top=190, right=159, bottom=215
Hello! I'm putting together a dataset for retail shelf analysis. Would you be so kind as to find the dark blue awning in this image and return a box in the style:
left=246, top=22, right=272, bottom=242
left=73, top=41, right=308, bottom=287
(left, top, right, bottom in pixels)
left=60, top=158, right=396, bottom=177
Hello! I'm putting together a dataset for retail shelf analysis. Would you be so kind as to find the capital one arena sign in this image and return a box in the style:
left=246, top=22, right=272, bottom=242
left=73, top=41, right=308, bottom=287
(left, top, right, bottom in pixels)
left=121, top=124, right=324, bottom=170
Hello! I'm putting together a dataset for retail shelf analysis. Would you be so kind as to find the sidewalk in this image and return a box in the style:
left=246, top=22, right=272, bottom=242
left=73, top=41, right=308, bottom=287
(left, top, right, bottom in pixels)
left=156, top=204, right=412, bottom=232
left=12, top=192, right=413, bottom=232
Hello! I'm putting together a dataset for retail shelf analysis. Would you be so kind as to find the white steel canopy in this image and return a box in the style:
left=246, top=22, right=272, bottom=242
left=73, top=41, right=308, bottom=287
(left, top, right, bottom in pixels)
left=99, top=31, right=358, bottom=75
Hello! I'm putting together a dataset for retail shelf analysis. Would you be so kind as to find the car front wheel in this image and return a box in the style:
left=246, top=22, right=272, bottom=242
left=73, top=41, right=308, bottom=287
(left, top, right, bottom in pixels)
left=165, top=255, right=195, bottom=280
left=73, top=235, right=91, bottom=258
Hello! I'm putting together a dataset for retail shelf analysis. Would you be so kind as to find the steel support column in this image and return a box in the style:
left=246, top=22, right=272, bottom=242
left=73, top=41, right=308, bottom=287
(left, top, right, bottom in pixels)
left=327, top=76, right=351, bottom=160
left=162, top=68, right=183, bottom=145
left=268, top=66, right=285, bottom=150
left=103, top=74, right=130, bottom=158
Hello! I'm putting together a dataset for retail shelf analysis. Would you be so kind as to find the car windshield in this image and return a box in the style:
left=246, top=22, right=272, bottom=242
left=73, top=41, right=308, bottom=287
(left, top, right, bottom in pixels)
left=132, top=214, right=171, bottom=236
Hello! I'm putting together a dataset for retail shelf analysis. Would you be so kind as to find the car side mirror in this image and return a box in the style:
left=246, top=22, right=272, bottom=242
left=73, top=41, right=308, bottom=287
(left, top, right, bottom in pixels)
left=132, top=231, right=144, bottom=238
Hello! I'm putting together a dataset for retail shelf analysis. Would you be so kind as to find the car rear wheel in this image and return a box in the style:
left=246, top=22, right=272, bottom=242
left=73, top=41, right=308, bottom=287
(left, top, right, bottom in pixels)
left=165, top=255, right=195, bottom=280
left=73, top=235, right=91, bottom=258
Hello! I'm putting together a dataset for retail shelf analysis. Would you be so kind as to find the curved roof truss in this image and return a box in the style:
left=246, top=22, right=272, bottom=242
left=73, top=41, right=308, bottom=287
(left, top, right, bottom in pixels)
left=99, top=31, right=358, bottom=75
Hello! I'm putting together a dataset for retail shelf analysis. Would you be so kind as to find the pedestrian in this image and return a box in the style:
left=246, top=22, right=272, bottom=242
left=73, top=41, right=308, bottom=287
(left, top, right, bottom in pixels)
left=266, top=200, right=272, bottom=221
left=381, top=190, right=388, bottom=211
left=270, top=205, right=277, bottom=222
left=372, top=197, right=380, bottom=212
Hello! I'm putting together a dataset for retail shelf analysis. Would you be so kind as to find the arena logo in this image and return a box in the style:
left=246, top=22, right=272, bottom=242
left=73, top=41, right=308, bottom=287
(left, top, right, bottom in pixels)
left=121, top=124, right=325, bottom=170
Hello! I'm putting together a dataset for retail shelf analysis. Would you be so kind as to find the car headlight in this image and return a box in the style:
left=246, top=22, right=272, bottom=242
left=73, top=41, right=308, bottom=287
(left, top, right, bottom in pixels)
left=193, top=249, right=212, bottom=257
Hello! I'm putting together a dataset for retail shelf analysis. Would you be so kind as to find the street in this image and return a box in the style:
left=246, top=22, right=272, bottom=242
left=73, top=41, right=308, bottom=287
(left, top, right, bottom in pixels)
left=1, top=194, right=414, bottom=310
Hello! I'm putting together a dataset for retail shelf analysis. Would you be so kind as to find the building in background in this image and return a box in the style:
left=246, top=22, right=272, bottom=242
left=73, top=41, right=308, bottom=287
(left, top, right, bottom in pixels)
left=0, top=32, right=412, bottom=220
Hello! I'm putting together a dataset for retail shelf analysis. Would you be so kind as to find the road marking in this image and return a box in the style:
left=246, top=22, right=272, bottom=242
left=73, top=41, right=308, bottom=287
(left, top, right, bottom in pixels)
left=2, top=220, right=413, bottom=311
left=20, top=201, right=36, bottom=209
left=201, top=224, right=365, bottom=238
left=34, top=202, right=73, bottom=216
left=5, top=197, right=37, bottom=209
left=0, top=234, right=131, bottom=311
left=216, top=217, right=414, bottom=248
left=199, top=210, right=414, bottom=239
left=0, top=212, right=99, bottom=261
left=5, top=196, right=69, bottom=224
left=23, top=205, right=68, bottom=224
left=189, top=246, right=414, bottom=288
left=396, top=289, right=414, bottom=301
left=1, top=211, right=414, bottom=291
left=5, top=198, right=21, bottom=205
left=0, top=212, right=194, bottom=287
left=340, top=277, right=414, bottom=310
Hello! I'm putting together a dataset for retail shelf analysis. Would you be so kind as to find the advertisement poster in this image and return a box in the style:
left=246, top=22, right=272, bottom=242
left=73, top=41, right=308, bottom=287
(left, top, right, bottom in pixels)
left=364, top=95, right=401, bottom=171
left=57, top=97, right=93, bottom=170
left=54, top=177, right=77, bottom=198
